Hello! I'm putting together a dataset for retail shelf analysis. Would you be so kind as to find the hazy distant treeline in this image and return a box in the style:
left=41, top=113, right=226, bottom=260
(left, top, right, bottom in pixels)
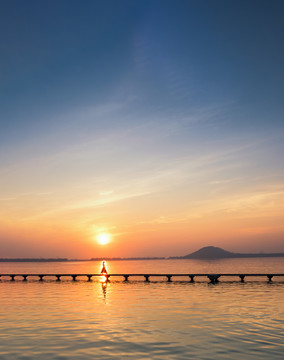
left=0, top=258, right=68, bottom=262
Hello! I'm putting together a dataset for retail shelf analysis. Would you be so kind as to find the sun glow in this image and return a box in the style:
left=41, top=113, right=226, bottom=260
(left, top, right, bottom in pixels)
left=97, top=233, right=111, bottom=245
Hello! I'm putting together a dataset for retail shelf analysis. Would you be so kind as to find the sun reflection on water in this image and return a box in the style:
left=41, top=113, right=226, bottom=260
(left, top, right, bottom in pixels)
left=101, top=281, right=108, bottom=303
left=100, top=275, right=108, bottom=283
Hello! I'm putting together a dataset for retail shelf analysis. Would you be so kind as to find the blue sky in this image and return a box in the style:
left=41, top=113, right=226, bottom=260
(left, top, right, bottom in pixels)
left=0, top=0, right=284, bottom=257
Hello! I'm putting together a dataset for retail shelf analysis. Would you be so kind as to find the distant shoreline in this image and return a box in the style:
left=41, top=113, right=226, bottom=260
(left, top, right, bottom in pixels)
left=0, top=253, right=284, bottom=263
left=173, top=246, right=284, bottom=260
left=169, top=253, right=284, bottom=259
left=0, top=257, right=166, bottom=262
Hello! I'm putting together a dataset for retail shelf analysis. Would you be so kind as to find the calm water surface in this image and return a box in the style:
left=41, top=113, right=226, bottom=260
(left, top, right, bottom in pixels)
left=0, top=258, right=283, bottom=359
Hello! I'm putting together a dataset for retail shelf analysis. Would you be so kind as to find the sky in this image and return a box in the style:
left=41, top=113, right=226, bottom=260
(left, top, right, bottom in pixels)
left=0, top=0, right=284, bottom=258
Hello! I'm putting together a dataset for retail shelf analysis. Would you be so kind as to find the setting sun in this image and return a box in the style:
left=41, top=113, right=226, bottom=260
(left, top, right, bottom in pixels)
left=97, top=233, right=111, bottom=245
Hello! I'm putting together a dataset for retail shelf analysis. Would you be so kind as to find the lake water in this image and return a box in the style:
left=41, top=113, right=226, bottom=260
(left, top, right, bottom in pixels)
left=0, top=258, right=283, bottom=359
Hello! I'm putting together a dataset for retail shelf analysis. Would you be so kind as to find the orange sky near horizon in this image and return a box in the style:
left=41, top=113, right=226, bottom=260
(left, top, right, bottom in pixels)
left=0, top=167, right=283, bottom=258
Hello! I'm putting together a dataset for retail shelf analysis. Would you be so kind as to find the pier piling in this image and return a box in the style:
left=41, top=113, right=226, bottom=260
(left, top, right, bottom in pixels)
left=208, top=275, right=220, bottom=284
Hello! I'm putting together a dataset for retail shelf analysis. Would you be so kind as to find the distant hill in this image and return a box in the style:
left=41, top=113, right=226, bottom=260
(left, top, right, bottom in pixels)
left=184, top=246, right=236, bottom=259
left=170, top=246, right=284, bottom=259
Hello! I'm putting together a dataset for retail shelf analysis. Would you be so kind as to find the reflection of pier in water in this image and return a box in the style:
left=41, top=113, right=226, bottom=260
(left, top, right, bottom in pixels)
left=0, top=273, right=283, bottom=283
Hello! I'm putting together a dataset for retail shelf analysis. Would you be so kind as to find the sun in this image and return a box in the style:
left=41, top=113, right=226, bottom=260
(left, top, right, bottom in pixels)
left=97, top=233, right=111, bottom=245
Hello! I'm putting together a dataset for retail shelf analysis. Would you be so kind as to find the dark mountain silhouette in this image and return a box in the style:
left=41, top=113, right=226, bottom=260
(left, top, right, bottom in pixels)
left=170, top=246, right=284, bottom=259
left=184, top=246, right=236, bottom=259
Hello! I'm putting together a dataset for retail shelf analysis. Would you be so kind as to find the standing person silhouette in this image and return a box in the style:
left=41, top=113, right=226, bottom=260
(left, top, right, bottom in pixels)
left=101, top=261, right=107, bottom=274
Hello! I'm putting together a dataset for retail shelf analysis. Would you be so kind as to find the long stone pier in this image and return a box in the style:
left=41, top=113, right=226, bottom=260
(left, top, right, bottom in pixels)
left=0, top=273, right=283, bottom=283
